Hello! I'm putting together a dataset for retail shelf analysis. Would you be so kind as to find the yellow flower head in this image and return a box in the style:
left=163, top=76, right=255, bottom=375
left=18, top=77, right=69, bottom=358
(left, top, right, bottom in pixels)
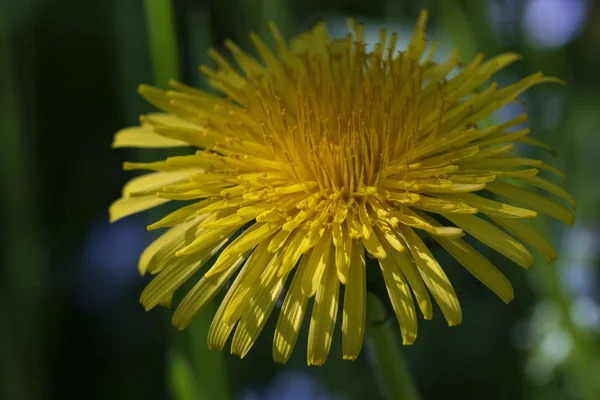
left=110, top=11, right=575, bottom=365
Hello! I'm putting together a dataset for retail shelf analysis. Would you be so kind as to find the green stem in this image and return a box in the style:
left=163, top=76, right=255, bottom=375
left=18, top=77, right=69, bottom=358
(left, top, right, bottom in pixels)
left=366, top=296, right=421, bottom=400
left=189, top=308, right=230, bottom=400
left=143, top=0, right=180, bottom=87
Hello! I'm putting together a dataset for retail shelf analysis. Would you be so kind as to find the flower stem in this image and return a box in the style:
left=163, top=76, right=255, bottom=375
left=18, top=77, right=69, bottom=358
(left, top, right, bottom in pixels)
left=366, top=295, right=421, bottom=400
left=143, top=0, right=180, bottom=88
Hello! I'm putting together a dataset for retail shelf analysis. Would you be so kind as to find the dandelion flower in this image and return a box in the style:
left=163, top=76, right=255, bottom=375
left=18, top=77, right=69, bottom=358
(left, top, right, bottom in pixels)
left=110, top=10, right=575, bottom=365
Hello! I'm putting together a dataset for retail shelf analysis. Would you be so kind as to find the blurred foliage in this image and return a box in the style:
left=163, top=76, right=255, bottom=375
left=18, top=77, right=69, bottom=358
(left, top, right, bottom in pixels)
left=1, top=0, right=600, bottom=399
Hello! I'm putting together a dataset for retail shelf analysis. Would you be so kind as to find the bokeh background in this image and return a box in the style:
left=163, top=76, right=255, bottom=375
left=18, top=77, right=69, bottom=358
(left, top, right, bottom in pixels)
left=2, top=0, right=600, bottom=399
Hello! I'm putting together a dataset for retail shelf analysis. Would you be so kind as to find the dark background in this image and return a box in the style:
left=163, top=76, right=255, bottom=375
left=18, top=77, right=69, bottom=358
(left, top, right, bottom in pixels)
left=1, top=0, right=599, bottom=399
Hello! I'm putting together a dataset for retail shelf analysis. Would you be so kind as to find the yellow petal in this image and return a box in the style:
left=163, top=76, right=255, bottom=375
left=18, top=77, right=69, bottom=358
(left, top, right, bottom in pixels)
left=268, top=228, right=293, bottom=253
left=517, top=136, right=558, bottom=155
left=331, top=222, right=343, bottom=247
left=307, top=257, right=340, bottom=366
left=362, top=230, right=387, bottom=259
left=523, top=176, right=577, bottom=209
left=357, top=202, right=373, bottom=239
left=407, top=146, right=480, bottom=171
left=397, top=225, right=461, bottom=325
left=407, top=10, right=428, bottom=60
left=250, top=31, right=281, bottom=71
left=206, top=48, right=246, bottom=87
left=196, top=197, right=247, bottom=215
left=123, top=160, right=175, bottom=172
left=426, top=182, right=488, bottom=193
left=208, top=246, right=270, bottom=351
left=374, top=222, right=406, bottom=252
left=418, top=213, right=514, bottom=303
left=279, top=228, right=316, bottom=276
left=440, top=192, right=537, bottom=218
left=225, top=39, right=266, bottom=78
left=335, top=224, right=353, bottom=284
left=490, top=216, right=557, bottom=262
left=331, top=222, right=348, bottom=247
left=346, top=210, right=363, bottom=238
left=282, top=208, right=314, bottom=231
left=141, top=112, right=202, bottom=129
left=237, top=202, right=274, bottom=219
left=121, top=170, right=196, bottom=197
left=141, top=235, right=231, bottom=312
left=112, top=126, right=189, bottom=148
left=152, top=126, right=221, bottom=150
left=138, top=216, right=205, bottom=275
left=444, top=53, right=522, bottom=102
left=391, top=207, right=463, bottom=238
left=158, top=294, right=173, bottom=309
left=147, top=199, right=217, bottom=230
left=172, top=252, right=248, bottom=330
left=205, top=222, right=282, bottom=277
left=273, top=255, right=311, bottom=364
left=109, top=196, right=169, bottom=223
left=341, top=240, right=366, bottom=360
left=378, top=230, right=433, bottom=320
left=333, top=202, right=349, bottom=224
left=231, top=252, right=287, bottom=358
left=404, top=165, right=460, bottom=180
left=220, top=241, right=274, bottom=324
left=165, top=153, right=227, bottom=170
left=174, top=223, right=235, bottom=256
left=415, top=195, right=478, bottom=214
left=449, top=173, right=498, bottom=184
left=201, top=213, right=254, bottom=229
left=301, top=231, right=333, bottom=297
left=486, top=181, right=575, bottom=226
left=446, top=214, right=533, bottom=269
left=156, top=189, right=215, bottom=201
left=378, top=253, right=418, bottom=345
left=475, top=130, right=530, bottom=148
left=458, top=156, right=542, bottom=170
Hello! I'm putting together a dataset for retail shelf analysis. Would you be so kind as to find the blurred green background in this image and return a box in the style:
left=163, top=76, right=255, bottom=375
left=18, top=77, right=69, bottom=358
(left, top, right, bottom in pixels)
left=1, top=0, right=600, bottom=399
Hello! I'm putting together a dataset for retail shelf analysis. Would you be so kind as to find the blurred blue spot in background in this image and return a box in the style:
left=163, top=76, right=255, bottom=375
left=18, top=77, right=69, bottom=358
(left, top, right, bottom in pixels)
left=240, top=370, right=347, bottom=400
left=523, top=0, right=589, bottom=49
left=75, top=213, right=151, bottom=311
